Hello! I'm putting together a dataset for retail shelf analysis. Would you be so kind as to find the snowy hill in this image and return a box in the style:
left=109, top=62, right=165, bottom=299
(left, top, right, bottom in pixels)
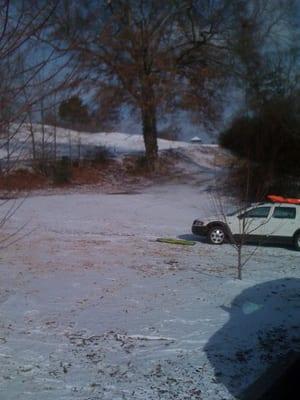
left=9, top=123, right=191, bottom=153
left=0, top=124, right=223, bottom=174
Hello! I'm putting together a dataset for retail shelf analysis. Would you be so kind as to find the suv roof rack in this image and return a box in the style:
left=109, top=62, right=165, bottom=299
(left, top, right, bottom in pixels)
left=267, top=195, right=300, bottom=205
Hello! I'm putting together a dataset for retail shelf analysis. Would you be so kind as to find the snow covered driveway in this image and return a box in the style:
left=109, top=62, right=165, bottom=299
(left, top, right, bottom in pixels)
left=0, top=185, right=299, bottom=399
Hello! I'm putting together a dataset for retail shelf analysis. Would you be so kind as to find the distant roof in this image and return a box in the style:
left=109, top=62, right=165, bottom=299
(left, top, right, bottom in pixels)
left=190, top=136, right=202, bottom=142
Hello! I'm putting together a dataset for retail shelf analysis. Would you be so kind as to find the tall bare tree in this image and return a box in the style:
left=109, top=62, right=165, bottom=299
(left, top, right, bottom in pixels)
left=53, top=0, right=233, bottom=171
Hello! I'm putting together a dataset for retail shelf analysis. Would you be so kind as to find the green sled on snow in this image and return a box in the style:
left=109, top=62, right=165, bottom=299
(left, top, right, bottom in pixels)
left=156, top=238, right=196, bottom=246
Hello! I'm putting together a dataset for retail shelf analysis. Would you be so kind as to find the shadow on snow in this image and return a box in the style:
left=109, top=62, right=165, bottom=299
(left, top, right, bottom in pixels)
left=203, top=278, right=300, bottom=399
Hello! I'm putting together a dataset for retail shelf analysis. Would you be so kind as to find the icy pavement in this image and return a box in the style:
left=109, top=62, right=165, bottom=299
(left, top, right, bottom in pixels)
left=0, top=184, right=299, bottom=399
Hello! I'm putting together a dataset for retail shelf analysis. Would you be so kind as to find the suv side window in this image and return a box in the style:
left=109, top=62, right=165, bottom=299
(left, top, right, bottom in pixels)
left=242, top=207, right=271, bottom=218
left=272, top=207, right=296, bottom=219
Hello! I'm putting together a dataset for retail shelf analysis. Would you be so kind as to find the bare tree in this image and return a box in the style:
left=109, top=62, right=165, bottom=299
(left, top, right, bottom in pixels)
left=0, top=0, right=78, bottom=247
left=210, top=186, right=269, bottom=280
left=0, top=0, right=79, bottom=172
left=209, top=151, right=299, bottom=280
left=53, top=0, right=233, bottom=171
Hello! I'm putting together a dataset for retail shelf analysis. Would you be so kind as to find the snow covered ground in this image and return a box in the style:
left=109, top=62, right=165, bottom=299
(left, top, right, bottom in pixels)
left=0, top=124, right=193, bottom=163
left=0, top=184, right=299, bottom=400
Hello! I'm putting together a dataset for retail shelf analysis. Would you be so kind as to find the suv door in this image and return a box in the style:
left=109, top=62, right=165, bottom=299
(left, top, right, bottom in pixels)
left=227, top=206, right=272, bottom=237
left=265, top=206, right=297, bottom=238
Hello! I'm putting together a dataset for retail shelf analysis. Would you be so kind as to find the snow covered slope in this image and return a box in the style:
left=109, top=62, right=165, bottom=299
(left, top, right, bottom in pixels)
left=0, top=124, right=223, bottom=177
left=9, top=123, right=191, bottom=153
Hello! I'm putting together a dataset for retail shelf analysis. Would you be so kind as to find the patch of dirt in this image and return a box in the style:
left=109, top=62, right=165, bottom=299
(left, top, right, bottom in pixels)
left=0, top=169, right=48, bottom=192
left=123, top=151, right=178, bottom=177
left=71, top=163, right=110, bottom=185
left=0, top=160, right=126, bottom=195
left=0, top=153, right=181, bottom=196
left=0, top=147, right=220, bottom=198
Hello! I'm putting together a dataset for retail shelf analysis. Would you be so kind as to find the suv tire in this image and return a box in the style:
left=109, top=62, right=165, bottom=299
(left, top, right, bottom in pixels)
left=294, top=232, right=300, bottom=251
left=208, top=226, right=226, bottom=245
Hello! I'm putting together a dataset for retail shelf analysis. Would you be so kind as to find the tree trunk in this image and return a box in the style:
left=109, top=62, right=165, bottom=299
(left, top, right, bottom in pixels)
left=141, top=101, right=159, bottom=172
left=41, top=99, right=46, bottom=162
left=140, top=78, right=159, bottom=172
left=28, top=112, right=36, bottom=161
left=6, top=123, right=10, bottom=173
left=237, top=245, right=242, bottom=280
left=54, top=124, right=57, bottom=161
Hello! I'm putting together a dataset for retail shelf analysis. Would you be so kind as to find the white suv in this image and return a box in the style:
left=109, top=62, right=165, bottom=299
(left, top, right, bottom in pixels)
left=192, top=202, right=300, bottom=250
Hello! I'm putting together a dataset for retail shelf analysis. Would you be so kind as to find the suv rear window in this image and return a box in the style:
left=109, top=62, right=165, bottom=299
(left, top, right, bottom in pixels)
left=273, top=207, right=296, bottom=219
left=242, top=207, right=271, bottom=218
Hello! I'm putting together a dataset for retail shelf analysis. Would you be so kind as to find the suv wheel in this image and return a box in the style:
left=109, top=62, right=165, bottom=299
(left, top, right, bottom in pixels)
left=208, top=226, right=226, bottom=245
left=294, top=232, right=300, bottom=251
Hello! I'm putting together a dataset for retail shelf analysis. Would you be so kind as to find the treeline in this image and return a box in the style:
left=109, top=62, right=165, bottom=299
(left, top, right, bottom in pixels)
left=220, top=93, right=300, bottom=198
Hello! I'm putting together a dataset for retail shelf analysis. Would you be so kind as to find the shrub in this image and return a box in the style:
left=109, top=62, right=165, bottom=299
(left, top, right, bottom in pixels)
left=85, top=146, right=112, bottom=165
left=219, top=96, right=300, bottom=176
left=223, top=159, right=300, bottom=202
left=123, top=154, right=150, bottom=175
left=33, top=159, right=53, bottom=177
left=219, top=95, right=300, bottom=198
left=91, top=146, right=112, bottom=164
left=52, top=157, right=72, bottom=184
left=134, top=154, right=148, bottom=171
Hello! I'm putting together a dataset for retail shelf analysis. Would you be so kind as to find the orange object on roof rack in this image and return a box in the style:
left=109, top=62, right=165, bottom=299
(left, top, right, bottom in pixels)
left=267, top=194, right=300, bottom=204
